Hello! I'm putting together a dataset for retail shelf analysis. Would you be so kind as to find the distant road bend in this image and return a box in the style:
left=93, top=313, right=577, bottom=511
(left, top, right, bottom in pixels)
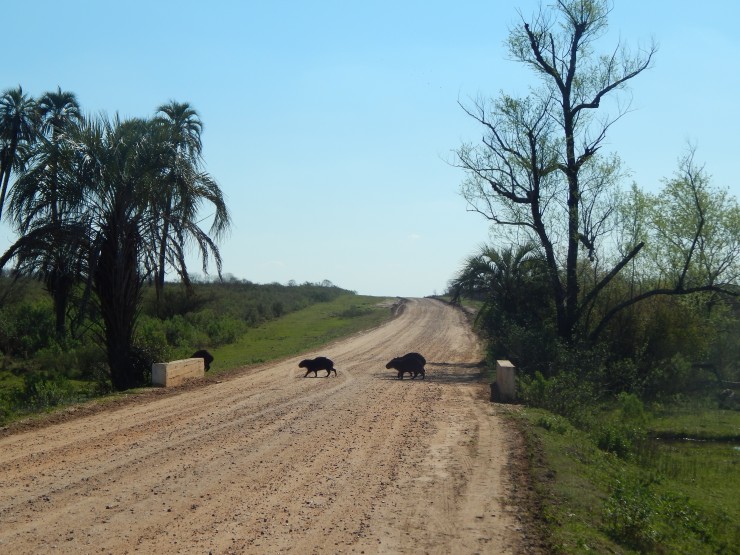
left=0, top=297, right=529, bottom=554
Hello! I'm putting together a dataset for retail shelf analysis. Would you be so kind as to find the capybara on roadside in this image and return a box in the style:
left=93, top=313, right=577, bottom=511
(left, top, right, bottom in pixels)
left=299, top=356, right=337, bottom=377
left=386, top=352, right=426, bottom=380
left=191, top=349, right=214, bottom=371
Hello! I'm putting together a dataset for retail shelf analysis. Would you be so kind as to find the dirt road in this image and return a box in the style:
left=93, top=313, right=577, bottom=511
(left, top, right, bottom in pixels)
left=0, top=298, right=530, bottom=554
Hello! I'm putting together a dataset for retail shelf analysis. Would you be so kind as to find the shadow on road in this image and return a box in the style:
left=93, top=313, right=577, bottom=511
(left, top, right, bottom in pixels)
left=372, top=361, right=487, bottom=384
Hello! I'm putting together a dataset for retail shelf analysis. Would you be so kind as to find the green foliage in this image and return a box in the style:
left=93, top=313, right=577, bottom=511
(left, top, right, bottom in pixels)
left=514, top=405, right=740, bottom=554
left=334, top=304, right=374, bottom=318
left=594, top=423, right=642, bottom=459
left=602, top=477, right=730, bottom=553
left=185, top=309, right=247, bottom=346
left=517, top=344, right=612, bottom=424
left=5, top=372, right=89, bottom=414
left=0, top=276, right=383, bottom=423
left=17, top=373, right=73, bottom=410
left=602, top=478, right=660, bottom=551
left=617, top=392, right=647, bottom=424
left=535, top=413, right=570, bottom=434
left=0, top=298, right=55, bottom=356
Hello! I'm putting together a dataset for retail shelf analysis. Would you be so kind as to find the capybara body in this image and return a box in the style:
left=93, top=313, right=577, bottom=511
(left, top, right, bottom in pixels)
left=299, top=356, right=337, bottom=377
left=191, top=349, right=214, bottom=371
left=386, top=352, right=426, bottom=379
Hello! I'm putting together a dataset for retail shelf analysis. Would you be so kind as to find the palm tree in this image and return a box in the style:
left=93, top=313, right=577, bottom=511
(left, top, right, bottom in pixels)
left=0, top=86, right=37, bottom=222
left=36, top=87, right=82, bottom=222
left=4, top=88, right=83, bottom=339
left=2, top=107, right=230, bottom=390
left=450, top=242, right=550, bottom=327
left=150, top=101, right=230, bottom=311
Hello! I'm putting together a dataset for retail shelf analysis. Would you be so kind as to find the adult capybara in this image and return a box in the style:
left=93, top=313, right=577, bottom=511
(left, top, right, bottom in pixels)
left=299, top=356, right=337, bottom=377
left=386, top=352, right=426, bottom=379
left=191, top=349, right=214, bottom=371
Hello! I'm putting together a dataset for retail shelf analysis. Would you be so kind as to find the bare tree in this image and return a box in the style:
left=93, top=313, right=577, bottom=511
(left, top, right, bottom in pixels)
left=456, top=0, right=657, bottom=342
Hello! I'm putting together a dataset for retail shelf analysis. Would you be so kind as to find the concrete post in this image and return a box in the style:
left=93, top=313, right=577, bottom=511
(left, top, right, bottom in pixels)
left=152, top=358, right=205, bottom=387
left=494, top=360, right=516, bottom=403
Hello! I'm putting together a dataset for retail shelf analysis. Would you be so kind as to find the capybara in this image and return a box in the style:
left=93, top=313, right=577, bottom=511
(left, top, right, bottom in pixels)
left=191, top=349, right=214, bottom=371
left=386, top=352, right=426, bottom=379
left=299, top=356, right=337, bottom=377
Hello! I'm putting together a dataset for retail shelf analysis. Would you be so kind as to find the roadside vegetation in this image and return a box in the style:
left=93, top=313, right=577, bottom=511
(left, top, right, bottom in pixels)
left=0, top=274, right=394, bottom=426
left=450, top=1, right=739, bottom=553
left=0, top=90, right=229, bottom=391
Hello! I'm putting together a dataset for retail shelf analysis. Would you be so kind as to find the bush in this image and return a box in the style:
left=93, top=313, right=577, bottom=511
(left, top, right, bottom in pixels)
left=643, top=354, right=695, bottom=399
left=0, top=301, right=55, bottom=357
left=602, top=478, right=660, bottom=551
left=34, top=344, right=80, bottom=379
left=10, top=372, right=76, bottom=412
left=593, top=423, right=641, bottom=459
left=617, top=392, right=647, bottom=424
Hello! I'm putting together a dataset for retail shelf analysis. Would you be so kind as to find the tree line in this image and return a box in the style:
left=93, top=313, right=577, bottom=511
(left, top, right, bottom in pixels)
left=450, top=0, right=739, bottom=403
left=0, top=87, right=230, bottom=390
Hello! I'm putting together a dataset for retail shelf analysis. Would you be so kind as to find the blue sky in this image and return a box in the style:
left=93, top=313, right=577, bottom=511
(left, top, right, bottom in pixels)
left=3, top=1, right=739, bottom=297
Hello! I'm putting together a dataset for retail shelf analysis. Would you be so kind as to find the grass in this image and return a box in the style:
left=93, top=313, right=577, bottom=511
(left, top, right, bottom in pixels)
left=166, top=294, right=395, bottom=373
left=513, top=406, right=740, bottom=554
left=648, top=405, right=740, bottom=441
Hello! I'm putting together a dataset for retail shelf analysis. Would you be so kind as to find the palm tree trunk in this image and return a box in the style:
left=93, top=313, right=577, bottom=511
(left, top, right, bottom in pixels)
left=96, top=216, right=145, bottom=390
left=156, top=211, right=170, bottom=311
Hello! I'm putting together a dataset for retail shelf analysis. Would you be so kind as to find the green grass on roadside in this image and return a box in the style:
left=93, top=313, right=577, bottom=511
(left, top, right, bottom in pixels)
left=648, top=406, right=740, bottom=442
left=204, top=294, right=396, bottom=372
left=512, top=407, right=740, bottom=554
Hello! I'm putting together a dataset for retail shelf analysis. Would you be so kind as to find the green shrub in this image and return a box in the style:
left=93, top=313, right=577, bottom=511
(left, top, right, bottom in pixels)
left=535, top=413, right=570, bottom=434
left=518, top=367, right=602, bottom=425
left=594, top=423, right=641, bottom=459
left=617, top=392, right=647, bottom=424
left=335, top=305, right=373, bottom=318
left=34, top=345, right=80, bottom=378
left=10, top=372, right=75, bottom=411
left=602, top=478, right=659, bottom=551
left=0, top=301, right=55, bottom=357
left=643, top=354, right=695, bottom=399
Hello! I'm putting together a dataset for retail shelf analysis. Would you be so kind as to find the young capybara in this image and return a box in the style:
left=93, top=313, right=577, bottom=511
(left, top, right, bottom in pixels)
left=299, top=356, right=337, bottom=377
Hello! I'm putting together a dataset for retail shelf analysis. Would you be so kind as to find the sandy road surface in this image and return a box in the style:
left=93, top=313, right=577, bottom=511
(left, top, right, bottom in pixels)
left=0, top=298, right=529, bottom=554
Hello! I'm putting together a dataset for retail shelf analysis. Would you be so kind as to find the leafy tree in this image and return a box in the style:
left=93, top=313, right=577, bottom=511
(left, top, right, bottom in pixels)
left=591, top=148, right=740, bottom=340
left=455, top=1, right=735, bottom=345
